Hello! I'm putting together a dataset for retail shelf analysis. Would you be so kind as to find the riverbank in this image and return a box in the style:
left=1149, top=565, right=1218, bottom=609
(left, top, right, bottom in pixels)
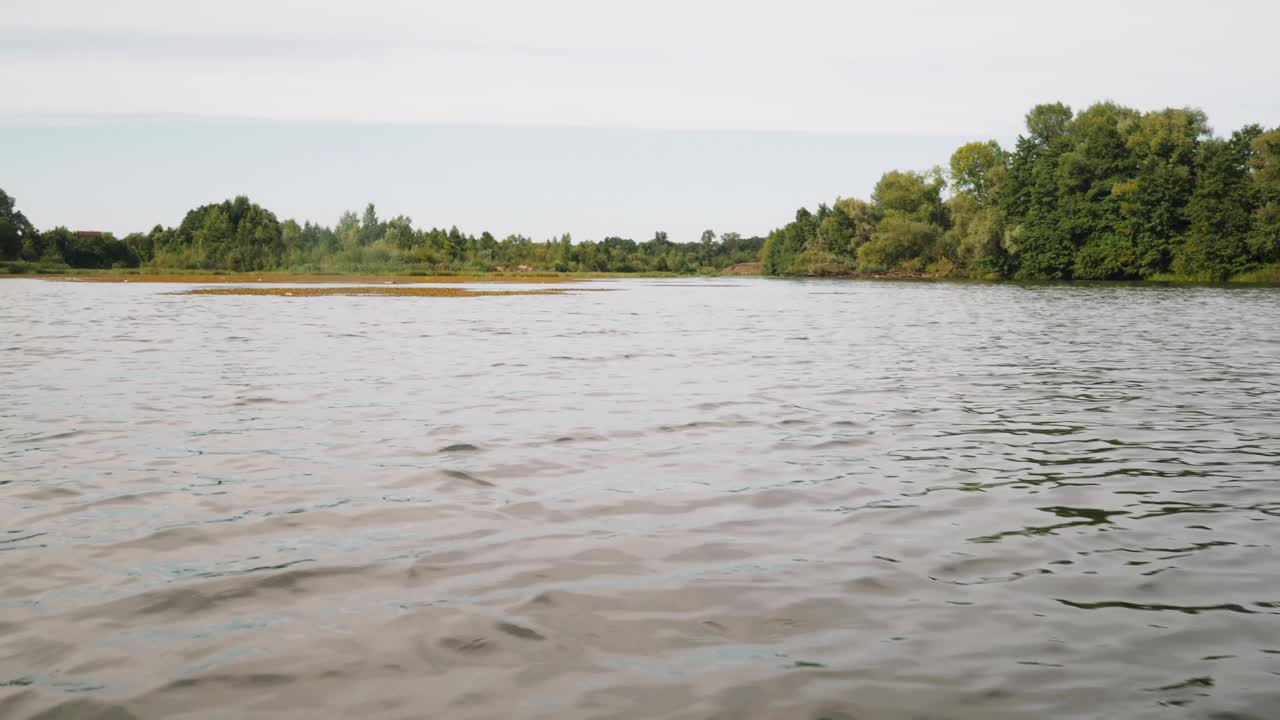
left=5, top=262, right=1280, bottom=285
left=0, top=267, right=701, bottom=284
left=778, top=262, right=1280, bottom=285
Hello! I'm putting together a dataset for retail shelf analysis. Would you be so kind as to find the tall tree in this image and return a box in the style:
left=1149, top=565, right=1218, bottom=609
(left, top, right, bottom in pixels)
left=1174, top=128, right=1261, bottom=280
left=0, top=189, right=36, bottom=261
left=949, top=141, right=1008, bottom=207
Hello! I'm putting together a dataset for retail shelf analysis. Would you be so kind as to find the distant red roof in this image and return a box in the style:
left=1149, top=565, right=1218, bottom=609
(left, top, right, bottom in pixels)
left=75, top=231, right=106, bottom=239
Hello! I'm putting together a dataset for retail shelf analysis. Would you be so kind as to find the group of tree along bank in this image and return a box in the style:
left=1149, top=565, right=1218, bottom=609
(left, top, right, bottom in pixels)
left=761, top=102, right=1280, bottom=282
left=0, top=192, right=765, bottom=275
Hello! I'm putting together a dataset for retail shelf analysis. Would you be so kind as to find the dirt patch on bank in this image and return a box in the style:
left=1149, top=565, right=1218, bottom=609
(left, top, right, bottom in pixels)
left=178, top=287, right=606, bottom=298
left=34, top=273, right=582, bottom=285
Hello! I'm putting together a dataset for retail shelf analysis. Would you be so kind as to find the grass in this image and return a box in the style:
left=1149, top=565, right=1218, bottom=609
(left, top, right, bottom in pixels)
left=1, top=260, right=75, bottom=275
left=1145, top=271, right=1218, bottom=283
left=1229, top=264, right=1280, bottom=284
left=1145, top=264, right=1280, bottom=284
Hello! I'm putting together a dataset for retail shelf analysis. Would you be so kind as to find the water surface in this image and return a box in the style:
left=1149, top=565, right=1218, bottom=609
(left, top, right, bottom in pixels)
left=1, top=278, right=1278, bottom=719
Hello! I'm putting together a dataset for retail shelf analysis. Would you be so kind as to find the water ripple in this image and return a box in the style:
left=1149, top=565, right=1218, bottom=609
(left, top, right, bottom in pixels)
left=1, top=277, right=1279, bottom=719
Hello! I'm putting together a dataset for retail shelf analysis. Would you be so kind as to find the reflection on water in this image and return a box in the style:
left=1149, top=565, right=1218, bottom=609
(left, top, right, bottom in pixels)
left=1, top=278, right=1279, bottom=719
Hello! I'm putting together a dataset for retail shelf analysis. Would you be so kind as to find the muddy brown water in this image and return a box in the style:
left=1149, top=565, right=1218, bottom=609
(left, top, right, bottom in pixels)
left=1, top=278, right=1279, bottom=719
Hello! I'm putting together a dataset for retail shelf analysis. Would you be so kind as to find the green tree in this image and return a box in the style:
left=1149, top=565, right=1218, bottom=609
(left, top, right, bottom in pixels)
left=1104, top=107, right=1209, bottom=277
left=856, top=216, right=940, bottom=273
left=43, top=228, right=138, bottom=269
left=164, top=196, right=281, bottom=270
left=1174, top=128, right=1261, bottom=280
left=760, top=208, right=819, bottom=275
left=1025, top=102, right=1073, bottom=145
left=871, top=170, right=947, bottom=226
left=0, top=189, right=36, bottom=261
left=359, top=203, right=382, bottom=245
left=335, top=211, right=360, bottom=250
left=699, top=229, right=716, bottom=263
left=554, top=233, right=573, bottom=271
left=123, top=232, right=154, bottom=264
left=1249, top=128, right=1280, bottom=262
left=945, top=193, right=1008, bottom=275
left=949, top=141, right=1008, bottom=207
left=1005, top=102, right=1142, bottom=279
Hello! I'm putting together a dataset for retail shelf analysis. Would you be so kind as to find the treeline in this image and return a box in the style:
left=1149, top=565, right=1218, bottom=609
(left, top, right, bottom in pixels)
left=1, top=192, right=141, bottom=270
left=8, top=102, right=1278, bottom=281
left=762, top=102, right=1280, bottom=281
left=0, top=192, right=763, bottom=274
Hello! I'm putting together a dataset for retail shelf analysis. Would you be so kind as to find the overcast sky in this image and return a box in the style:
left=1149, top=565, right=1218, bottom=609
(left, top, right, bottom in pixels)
left=3, top=0, right=1277, bottom=240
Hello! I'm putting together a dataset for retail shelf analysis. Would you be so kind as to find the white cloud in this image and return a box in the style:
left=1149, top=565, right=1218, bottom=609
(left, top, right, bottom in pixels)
left=2, top=0, right=1276, bottom=135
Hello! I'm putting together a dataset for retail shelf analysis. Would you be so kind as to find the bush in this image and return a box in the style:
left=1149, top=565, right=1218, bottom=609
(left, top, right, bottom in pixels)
left=856, top=216, right=938, bottom=273
left=1073, top=234, right=1140, bottom=279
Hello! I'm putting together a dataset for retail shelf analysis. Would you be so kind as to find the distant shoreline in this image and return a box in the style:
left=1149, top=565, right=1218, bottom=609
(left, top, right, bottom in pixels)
left=4, top=266, right=1280, bottom=286
left=0, top=270, right=681, bottom=284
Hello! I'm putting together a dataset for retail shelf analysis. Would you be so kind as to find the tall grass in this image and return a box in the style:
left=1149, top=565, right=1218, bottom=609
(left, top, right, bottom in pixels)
left=1230, top=264, right=1280, bottom=284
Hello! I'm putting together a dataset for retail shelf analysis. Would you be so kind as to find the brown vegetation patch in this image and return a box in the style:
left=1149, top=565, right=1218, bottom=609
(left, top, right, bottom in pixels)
left=177, top=286, right=591, bottom=298
left=42, top=273, right=582, bottom=285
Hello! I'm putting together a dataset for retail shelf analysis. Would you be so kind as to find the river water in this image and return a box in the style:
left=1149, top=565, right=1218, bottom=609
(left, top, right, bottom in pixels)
left=1, top=277, right=1278, bottom=719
